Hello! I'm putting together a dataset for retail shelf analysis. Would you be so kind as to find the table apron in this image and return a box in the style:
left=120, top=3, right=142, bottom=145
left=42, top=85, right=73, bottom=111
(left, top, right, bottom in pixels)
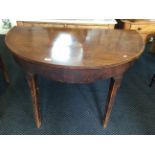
left=14, top=57, right=134, bottom=83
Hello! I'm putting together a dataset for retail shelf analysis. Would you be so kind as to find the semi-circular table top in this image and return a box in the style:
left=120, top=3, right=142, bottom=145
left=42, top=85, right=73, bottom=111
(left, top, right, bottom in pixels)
left=5, top=26, right=144, bottom=69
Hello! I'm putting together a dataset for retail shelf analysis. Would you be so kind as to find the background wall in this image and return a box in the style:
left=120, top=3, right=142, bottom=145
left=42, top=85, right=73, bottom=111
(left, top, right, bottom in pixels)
left=0, top=19, right=16, bottom=34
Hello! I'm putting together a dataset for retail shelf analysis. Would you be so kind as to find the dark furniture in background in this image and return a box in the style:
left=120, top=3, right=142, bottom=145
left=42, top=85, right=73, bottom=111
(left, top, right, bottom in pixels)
left=149, top=74, right=155, bottom=87
left=0, top=55, right=9, bottom=84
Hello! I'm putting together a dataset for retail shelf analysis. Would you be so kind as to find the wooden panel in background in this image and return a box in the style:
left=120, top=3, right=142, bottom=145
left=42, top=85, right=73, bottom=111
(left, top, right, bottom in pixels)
left=16, top=20, right=115, bottom=29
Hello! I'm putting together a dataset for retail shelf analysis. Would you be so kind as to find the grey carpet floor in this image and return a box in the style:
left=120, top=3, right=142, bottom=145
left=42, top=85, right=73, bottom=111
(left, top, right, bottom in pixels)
left=0, top=35, right=155, bottom=135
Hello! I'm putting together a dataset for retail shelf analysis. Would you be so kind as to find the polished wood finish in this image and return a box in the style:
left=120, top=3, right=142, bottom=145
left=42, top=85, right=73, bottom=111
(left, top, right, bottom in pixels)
left=103, top=75, right=123, bottom=128
left=0, top=55, right=10, bottom=84
left=16, top=20, right=115, bottom=29
left=5, top=27, right=144, bottom=69
left=121, top=19, right=155, bottom=53
left=26, top=72, right=41, bottom=128
left=5, top=26, right=144, bottom=128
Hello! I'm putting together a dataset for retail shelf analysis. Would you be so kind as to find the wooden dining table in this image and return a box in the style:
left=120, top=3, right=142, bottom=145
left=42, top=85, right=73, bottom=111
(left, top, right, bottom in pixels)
left=5, top=26, right=144, bottom=128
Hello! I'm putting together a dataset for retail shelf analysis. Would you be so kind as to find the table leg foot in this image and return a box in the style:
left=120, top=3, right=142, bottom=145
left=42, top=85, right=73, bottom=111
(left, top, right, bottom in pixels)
left=26, top=73, right=41, bottom=128
left=103, top=76, right=123, bottom=128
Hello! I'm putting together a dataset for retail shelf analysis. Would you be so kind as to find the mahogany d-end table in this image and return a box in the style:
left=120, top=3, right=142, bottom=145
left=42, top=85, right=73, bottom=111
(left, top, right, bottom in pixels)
left=5, top=26, right=144, bottom=128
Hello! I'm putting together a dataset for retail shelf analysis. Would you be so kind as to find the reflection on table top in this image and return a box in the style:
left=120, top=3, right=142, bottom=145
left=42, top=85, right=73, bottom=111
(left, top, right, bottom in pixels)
left=5, top=26, right=144, bottom=69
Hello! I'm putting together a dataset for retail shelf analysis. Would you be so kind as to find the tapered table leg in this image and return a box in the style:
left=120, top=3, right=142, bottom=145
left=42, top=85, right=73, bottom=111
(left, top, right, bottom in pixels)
left=26, top=73, right=41, bottom=128
left=0, top=56, right=10, bottom=84
left=103, top=76, right=123, bottom=128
